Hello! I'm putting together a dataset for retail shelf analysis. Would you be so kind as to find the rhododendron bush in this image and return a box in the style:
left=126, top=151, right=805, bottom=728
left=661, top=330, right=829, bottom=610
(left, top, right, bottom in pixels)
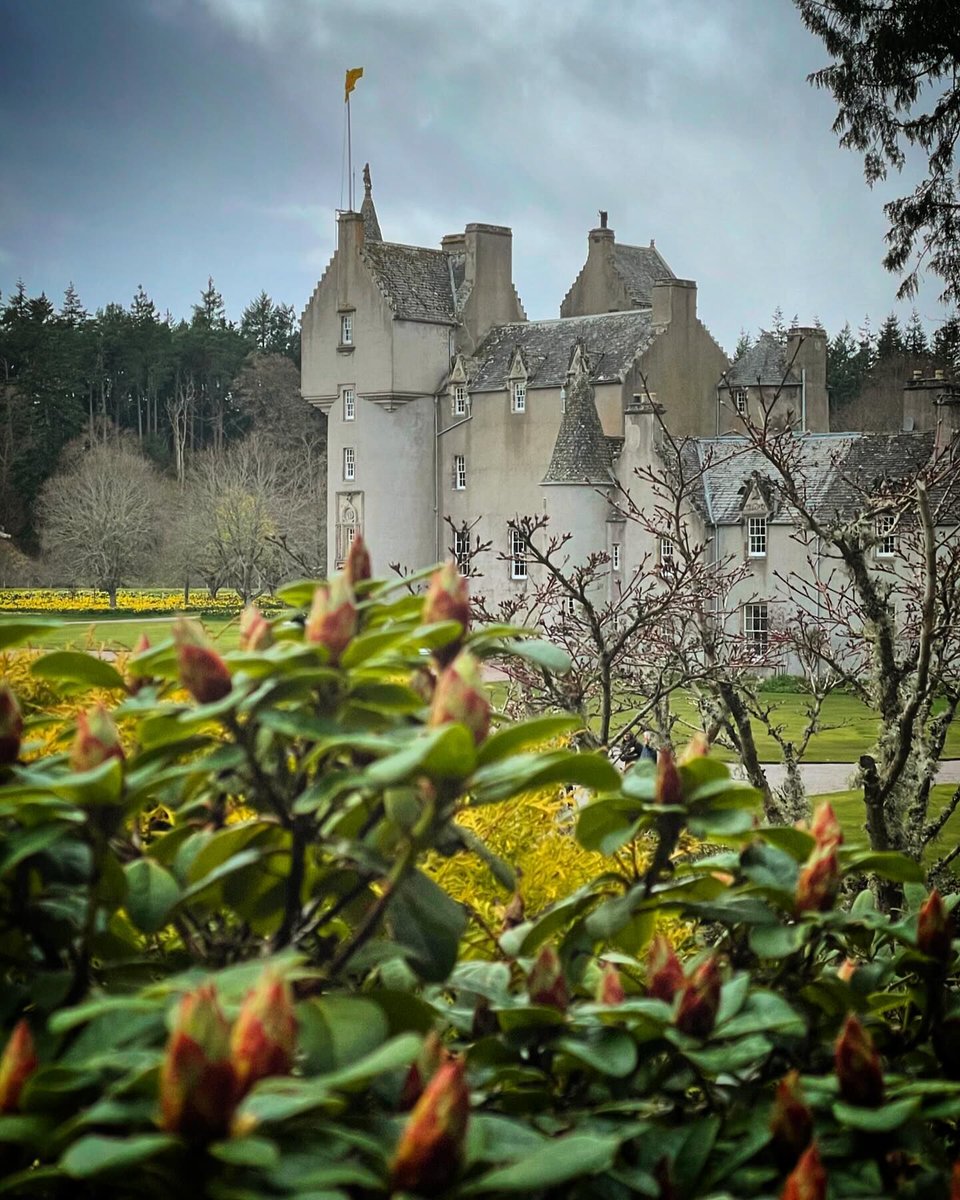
left=0, top=540, right=958, bottom=1198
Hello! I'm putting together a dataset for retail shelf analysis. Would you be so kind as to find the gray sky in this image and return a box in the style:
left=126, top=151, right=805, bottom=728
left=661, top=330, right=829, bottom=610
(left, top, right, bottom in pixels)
left=0, top=0, right=951, bottom=354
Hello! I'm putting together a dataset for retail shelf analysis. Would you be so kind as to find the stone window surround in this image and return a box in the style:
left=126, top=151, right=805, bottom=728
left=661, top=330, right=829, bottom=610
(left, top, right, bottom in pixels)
left=454, top=529, right=471, bottom=574
left=876, top=513, right=897, bottom=557
left=511, top=380, right=526, bottom=413
left=452, top=384, right=469, bottom=416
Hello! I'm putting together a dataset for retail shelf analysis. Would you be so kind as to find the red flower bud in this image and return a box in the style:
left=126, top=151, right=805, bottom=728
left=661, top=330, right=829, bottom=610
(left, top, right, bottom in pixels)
left=677, top=731, right=710, bottom=765
left=917, top=889, right=953, bottom=962
left=675, top=956, right=722, bottom=1039
left=428, top=652, right=490, bottom=746
left=158, top=984, right=236, bottom=1139
left=230, top=971, right=297, bottom=1097
left=399, top=1030, right=450, bottom=1110
left=656, top=747, right=683, bottom=807
left=527, top=945, right=569, bottom=1011
left=70, top=703, right=124, bottom=773
left=596, top=962, right=626, bottom=1006
left=500, top=891, right=525, bottom=933
left=837, top=958, right=858, bottom=983
left=0, top=1021, right=38, bottom=1113
left=781, top=1142, right=827, bottom=1200
left=795, top=844, right=840, bottom=915
left=770, top=1070, right=813, bottom=1167
left=238, top=605, right=272, bottom=652
left=835, top=1014, right=884, bottom=1107
left=125, top=633, right=153, bottom=694
left=810, top=801, right=843, bottom=850
left=344, top=533, right=372, bottom=586
left=305, top=577, right=357, bottom=664
left=390, top=1058, right=470, bottom=1196
left=173, top=620, right=232, bottom=704
left=0, top=684, right=23, bottom=767
left=646, top=935, right=685, bottom=1004
left=951, top=1161, right=960, bottom=1200
left=423, top=562, right=470, bottom=666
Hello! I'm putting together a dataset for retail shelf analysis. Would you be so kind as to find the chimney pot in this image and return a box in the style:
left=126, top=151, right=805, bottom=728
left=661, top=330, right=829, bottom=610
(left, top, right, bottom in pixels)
left=599, top=210, right=608, bottom=229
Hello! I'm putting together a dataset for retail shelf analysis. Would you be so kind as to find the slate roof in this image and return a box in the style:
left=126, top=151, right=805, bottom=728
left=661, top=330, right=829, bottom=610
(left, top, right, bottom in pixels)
left=361, top=194, right=382, bottom=244
left=725, top=332, right=801, bottom=388
left=543, top=366, right=616, bottom=485
left=360, top=242, right=457, bottom=324
left=469, top=310, right=657, bottom=391
left=683, top=432, right=947, bottom=525
left=612, top=243, right=675, bottom=307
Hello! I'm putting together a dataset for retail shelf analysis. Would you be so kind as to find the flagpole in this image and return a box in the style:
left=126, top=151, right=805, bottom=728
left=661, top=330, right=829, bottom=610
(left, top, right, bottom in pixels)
left=347, top=93, right=353, bottom=210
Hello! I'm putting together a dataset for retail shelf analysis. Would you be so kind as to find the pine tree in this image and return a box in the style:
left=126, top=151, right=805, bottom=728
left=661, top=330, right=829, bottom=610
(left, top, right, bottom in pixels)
left=876, top=313, right=904, bottom=360
left=733, top=328, right=752, bottom=360
left=933, top=315, right=960, bottom=372
left=59, top=283, right=88, bottom=327
left=904, top=309, right=929, bottom=355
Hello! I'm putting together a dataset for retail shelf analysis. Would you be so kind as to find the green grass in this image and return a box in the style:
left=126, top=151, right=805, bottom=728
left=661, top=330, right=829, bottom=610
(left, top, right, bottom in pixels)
left=17, top=613, right=243, bottom=654
left=813, top=784, right=960, bottom=868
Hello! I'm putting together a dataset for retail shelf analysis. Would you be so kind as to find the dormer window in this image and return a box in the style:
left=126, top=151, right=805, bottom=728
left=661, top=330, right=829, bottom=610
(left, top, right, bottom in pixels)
left=748, top=515, right=767, bottom=557
left=733, top=387, right=747, bottom=415
left=452, top=384, right=469, bottom=416
left=511, top=381, right=526, bottom=413
left=876, top=514, right=897, bottom=557
left=340, top=313, right=353, bottom=346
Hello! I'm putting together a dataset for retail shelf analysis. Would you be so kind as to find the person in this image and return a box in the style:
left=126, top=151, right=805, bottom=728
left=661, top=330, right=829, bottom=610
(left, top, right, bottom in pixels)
left=638, top=730, right=657, bottom=762
left=619, top=732, right=641, bottom=767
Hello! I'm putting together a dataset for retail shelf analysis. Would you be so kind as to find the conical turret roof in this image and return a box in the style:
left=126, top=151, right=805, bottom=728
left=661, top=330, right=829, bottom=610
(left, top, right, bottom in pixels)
left=360, top=162, right=382, bottom=243
left=543, top=348, right=614, bottom=485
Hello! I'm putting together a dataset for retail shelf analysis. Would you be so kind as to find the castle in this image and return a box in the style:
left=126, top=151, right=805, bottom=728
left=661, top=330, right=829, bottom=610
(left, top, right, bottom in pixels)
left=301, top=168, right=959, bottom=660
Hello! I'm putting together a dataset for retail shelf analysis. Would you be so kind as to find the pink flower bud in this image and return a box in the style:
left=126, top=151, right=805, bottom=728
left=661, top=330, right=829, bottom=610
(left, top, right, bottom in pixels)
left=0, top=685, right=23, bottom=767
left=675, top=956, right=722, bottom=1039
left=173, top=620, right=232, bottom=705
left=70, top=703, right=124, bottom=772
left=795, top=845, right=840, bottom=915
left=230, top=971, right=297, bottom=1097
left=422, top=562, right=470, bottom=666
left=527, top=945, right=569, bottom=1011
left=125, top=633, right=153, bottom=694
left=305, top=577, right=357, bottom=664
left=656, top=747, right=683, bottom=807
left=810, top=801, right=843, bottom=849
left=917, top=889, right=953, bottom=962
left=596, top=962, right=626, bottom=1006
left=835, top=1014, right=884, bottom=1107
left=158, top=984, right=236, bottom=1139
left=0, top=1021, right=38, bottom=1113
left=770, top=1070, right=813, bottom=1167
left=646, top=935, right=684, bottom=1004
left=428, top=652, right=490, bottom=746
left=390, top=1058, right=470, bottom=1195
left=238, top=605, right=272, bottom=652
left=344, top=534, right=372, bottom=586
left=781, top=1142, right=827, bottom=1200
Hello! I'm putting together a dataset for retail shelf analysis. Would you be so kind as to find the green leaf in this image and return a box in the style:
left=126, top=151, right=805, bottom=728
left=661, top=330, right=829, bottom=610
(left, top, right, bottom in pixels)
left=177, top=848, right=266, bottom=905
left=470, top=750, right=620, bottom=806
left=0, top=618, right=61, bottom=650
left=364, top=725, right=476, bottom=785
left=124, top=858, right=180, bottom=933
left=577, top=798, right=647, bottom=855
left=299, top=997, right=389, bottom=1075
left=210, top=1137, right=280, bottom=1168
left=557, top=1029, right=638, bottom=1077
left=832, top=1097, right=920, bottom=1131
left=749, top=924, right=810, bottom=958
left=390, top=871, right=466, bottom=982
left=841, top=851, right=925, bottom=883
left=0, top=824, right=71, bottom=879
left=461, top=1133, right=621, bottom=1193
left=682, top=1034, right=771, bottom=1073
left=758, top=826, right=816, bottom=861
left=31, top=651, right=126, bottom=691
left=61, top=1134, right=178, bottom=1178
left=476, top=715, right=582, bottom=766
left=497, top=638, right=572, bottom=675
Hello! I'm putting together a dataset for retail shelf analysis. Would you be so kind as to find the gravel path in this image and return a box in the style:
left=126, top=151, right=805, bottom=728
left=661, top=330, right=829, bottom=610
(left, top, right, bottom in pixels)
left=755, top=760, right=960, bottom=795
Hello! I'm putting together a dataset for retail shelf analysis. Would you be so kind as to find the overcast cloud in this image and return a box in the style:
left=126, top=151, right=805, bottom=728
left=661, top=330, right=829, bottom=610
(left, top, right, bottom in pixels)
left=0, top=0, right=951, bottom=353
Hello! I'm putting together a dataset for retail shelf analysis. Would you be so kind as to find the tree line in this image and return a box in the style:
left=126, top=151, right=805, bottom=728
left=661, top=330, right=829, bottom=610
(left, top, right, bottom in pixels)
left=0, top=278, right=305, bottom=551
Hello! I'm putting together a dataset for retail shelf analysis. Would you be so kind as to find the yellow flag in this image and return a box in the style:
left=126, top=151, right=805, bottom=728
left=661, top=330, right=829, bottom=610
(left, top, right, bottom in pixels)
left=344, top=68, right=363, bottom=102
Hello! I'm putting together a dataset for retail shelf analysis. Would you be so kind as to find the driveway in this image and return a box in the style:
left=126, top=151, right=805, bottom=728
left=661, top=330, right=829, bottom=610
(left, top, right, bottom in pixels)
left=754, top=760, right=960, bottom=796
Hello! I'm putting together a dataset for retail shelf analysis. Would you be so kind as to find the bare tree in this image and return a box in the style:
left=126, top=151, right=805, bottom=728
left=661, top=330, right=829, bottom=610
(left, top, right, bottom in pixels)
left=38, top=438, right=167, bottom=605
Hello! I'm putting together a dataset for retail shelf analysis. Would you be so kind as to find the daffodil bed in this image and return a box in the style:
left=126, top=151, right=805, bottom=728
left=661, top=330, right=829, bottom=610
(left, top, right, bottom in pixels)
left=0, top=588, right=284, bottom=616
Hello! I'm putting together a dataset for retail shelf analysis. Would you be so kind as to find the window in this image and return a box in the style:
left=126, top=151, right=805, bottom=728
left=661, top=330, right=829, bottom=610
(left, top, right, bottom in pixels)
left=510, top=528, right=527, bottom=579
left=612, top=542, right=621, bottom=571
left=733, top=387, right=747, bottom=415
left=743, top=603, right=769, bottom=651
left=452, top=384, right=468, bottom=416
left=660, top=536, right=674, bottom=566
left=454, top=529, right=471, bottom=575
left=342, top=446, right=355, bottom=481
left=340, top=313, right=353, bottom=346
left=342, top=387, right=355, bottom=421
left=748, top=516, right=767, bottom=557
left=453, top=454, right=466, bottom=490
left=562, top=595, right=577, bottom=616
left=877, top=514, right=897, bottom=557
left=511, top=381, right=526, bottom=413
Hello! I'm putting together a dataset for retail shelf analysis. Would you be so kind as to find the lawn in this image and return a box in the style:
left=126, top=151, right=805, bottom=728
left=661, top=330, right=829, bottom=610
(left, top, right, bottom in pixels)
left=5, top=612, right=243, bottom=654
